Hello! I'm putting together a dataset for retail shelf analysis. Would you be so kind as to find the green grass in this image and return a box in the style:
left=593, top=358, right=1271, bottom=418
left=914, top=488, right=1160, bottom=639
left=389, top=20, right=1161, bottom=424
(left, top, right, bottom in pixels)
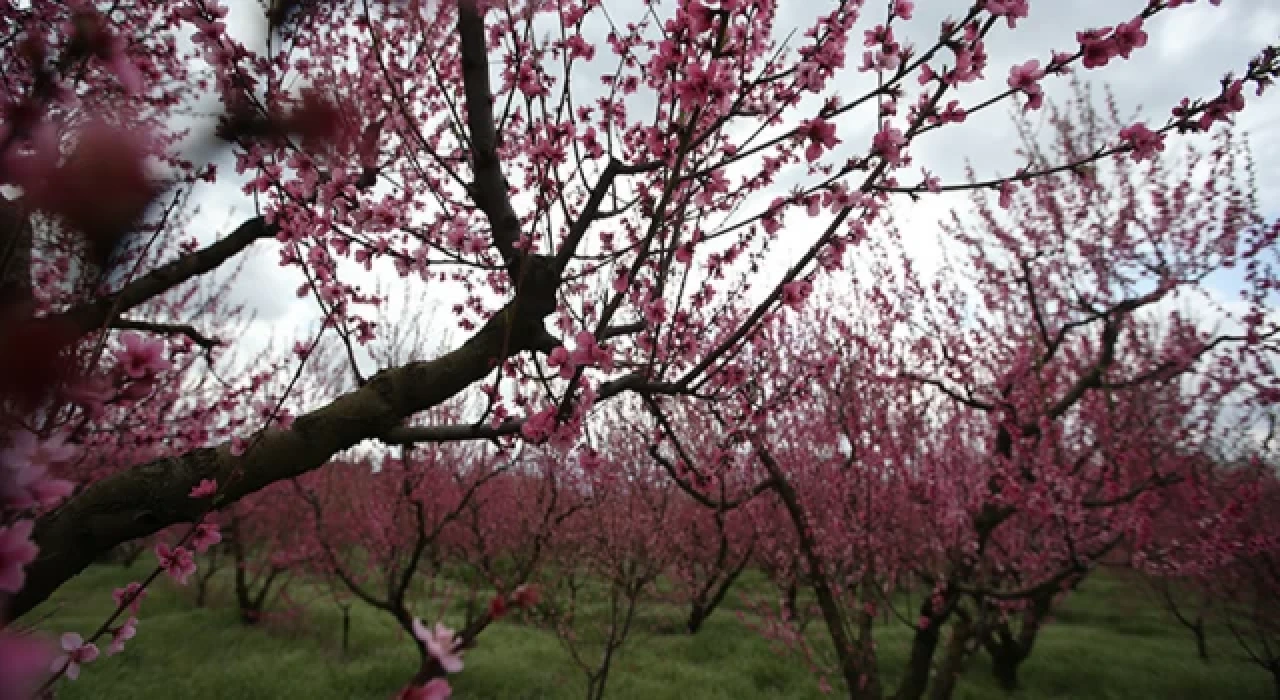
left=26, top=564, right=1273, bottom=699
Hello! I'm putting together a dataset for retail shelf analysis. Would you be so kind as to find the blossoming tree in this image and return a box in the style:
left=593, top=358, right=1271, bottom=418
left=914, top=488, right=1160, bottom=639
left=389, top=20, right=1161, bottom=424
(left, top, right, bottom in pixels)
left=1, top=0, right=1278, bottom=696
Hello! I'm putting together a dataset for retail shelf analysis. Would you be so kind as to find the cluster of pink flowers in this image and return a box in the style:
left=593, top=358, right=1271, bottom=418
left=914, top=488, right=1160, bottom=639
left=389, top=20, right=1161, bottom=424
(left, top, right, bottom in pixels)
left=1118, top=123, right=1167, bottom=162
left=1007, top=60, right=1046, bottom=112
left=1077, top=18, right=1148, bottom=70
left=547, top=331, right=614, bottom=379
left=0, top=430, right=75, bottom=513
left=781, top=280, right=814, bottom=310
left=50, top=633, right=99, bottom=681
left=860, top=24, right=902, bottom=72
left=871, top=126, right=907, bottom=166
left=155, top=542, right=196, bottom=585
left=111, top=333, right=172, bottom=402
left=399, top=621, right=464, bottom=700
left=986, top=0, right=1030, bottom=28
left=797, top=118, right=839, bottom=163
left=0, top=520, right=38, bottom=594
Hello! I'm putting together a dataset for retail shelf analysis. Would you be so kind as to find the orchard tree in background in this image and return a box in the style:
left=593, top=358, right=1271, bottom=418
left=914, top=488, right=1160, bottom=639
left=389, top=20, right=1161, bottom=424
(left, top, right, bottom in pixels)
left=639, top=86, right=1280, bottom=697
left=1, top=0, right=1279, bottom=697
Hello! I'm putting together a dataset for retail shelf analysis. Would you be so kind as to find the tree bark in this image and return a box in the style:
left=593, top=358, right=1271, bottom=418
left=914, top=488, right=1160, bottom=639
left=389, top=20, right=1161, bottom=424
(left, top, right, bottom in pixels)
left=989, top=649, right=1021, bottom=693
left=929, top=614, right=976, bottom=700
left=340, top=603, right=351, bottom=657
left=754, top=446, right=880, bottom=700
left=895, top=607, right=947, bottom=700
left=14, top=274, right=561, bottom=619
left=1192, top=617, right=1209, bottom=662
left=686, top=600, right=708, bottom=635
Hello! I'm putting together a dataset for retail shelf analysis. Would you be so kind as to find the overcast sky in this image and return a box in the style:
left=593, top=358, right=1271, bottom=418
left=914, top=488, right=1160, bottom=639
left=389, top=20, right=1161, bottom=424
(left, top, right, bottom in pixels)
left=183, top=0, right=1280, bottom=372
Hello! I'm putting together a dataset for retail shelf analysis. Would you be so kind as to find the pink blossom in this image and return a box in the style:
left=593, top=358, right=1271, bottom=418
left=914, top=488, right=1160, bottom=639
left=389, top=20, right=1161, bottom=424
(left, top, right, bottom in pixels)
left=797, top=118, right=840, bottom=162
left=412, top=619, right=463, bottom=673
left=113, top=582, right=148, bottom=613
left=27, top=477, right=74, bottom=509
left=1197, top=80, right=1247, bottom=130
left=1112, top=17, right=1148, bottom=59
left=892, top=1, right=913, bottom=20
left=24, top=121, right=156, bottom=248
left=191, top=521, right=222, bottom=554
left=114, top=333, right=171, bottom=379
left=107, top=617, right=137, bottom=656
left=521, top=406, right=559, bottom=444
left=51, top=633, right=99, bottom=681
left=1007, top=60, right=1046, bottom=111
left=1, top=430, right=76, bottom=475
left=513, top=583, right=540, bottom=608
left=871, top=126, right=906, bottom=166
left=998, top=180, right=1017, bottom=209
left=1078, top=28, right=1117, bottom=69
left=569, top=331, right=613, bottom=372
left=920, top=169, right=941, bottom=193
left=1118, top=123, right=1166, bottom=162
left=547, top=346, right=575, bottom=379
left=986, top=0, right=1030, bottom=28
left=676, top=60, right=735, bottom=113
left=578, top=448, right=603, bottom=472
left=781, top=280, right=813, bottom=310
left=644, top=297, right=668, bottom=326
left=155, top=543, right=196, bottom=585
left=0, top=520, right=38, bottom=594
left=189, top=479, right=218, bottom=499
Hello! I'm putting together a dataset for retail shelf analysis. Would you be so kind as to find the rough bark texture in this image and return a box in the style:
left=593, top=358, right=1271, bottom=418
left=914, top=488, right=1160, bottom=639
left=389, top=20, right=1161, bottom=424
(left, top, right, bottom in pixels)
left=929, top=613, right=977, bottom=700
left=981, top=593, right=1051, bottom=694
left=895, top=611, right=944, bottom=700
left=49, top=215, right=276, bottom=336
left=15, top=268, right=560, bottom=619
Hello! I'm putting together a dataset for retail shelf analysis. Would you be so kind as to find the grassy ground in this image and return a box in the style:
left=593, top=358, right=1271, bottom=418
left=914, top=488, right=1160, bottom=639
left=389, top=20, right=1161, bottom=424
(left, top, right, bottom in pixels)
left=25, top=563, right=1273, bottom=699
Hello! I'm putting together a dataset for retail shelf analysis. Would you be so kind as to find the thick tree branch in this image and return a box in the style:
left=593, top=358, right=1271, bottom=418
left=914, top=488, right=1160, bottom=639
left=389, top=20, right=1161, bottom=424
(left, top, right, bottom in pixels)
left=14, top=285, right=558, bottom=619
left=457, top=0, right=524, bottom=278
left=50, top=216, right=276, bottom=336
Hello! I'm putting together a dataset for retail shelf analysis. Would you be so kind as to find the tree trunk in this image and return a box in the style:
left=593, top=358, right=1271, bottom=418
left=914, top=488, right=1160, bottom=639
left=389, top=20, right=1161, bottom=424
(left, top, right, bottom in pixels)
left=1192, top=617, right=1209, bottom=662
left=686, top=600, right=708, bottom=635
left=929, top=615, right=976, bottom=700
left=757, top=455, right=878, bottom=700
left=341, top=603, right=351, bottom=657
left=228, top=519, right=264, bottom=625
left=194, top=548, right=220, bottom=607
left=782, top=577, right=800, bottom=625
left=586, top=672, right=608, bottom=700
left=895, top=622, right=942, bottom=700
left=989, top=649, right=1021, bottom=693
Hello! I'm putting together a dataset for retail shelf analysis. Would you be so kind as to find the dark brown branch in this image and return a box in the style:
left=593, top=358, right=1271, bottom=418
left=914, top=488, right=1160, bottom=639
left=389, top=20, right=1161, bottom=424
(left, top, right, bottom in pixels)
left=554, top=158, right=662, bottom=273
left=457, top=0, right=524, bottom=277
left=14, top=286, right=557, bottom=619
left=110, top=318, right=219, bottom=350
left=50, top=215, right=276, bottom=336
